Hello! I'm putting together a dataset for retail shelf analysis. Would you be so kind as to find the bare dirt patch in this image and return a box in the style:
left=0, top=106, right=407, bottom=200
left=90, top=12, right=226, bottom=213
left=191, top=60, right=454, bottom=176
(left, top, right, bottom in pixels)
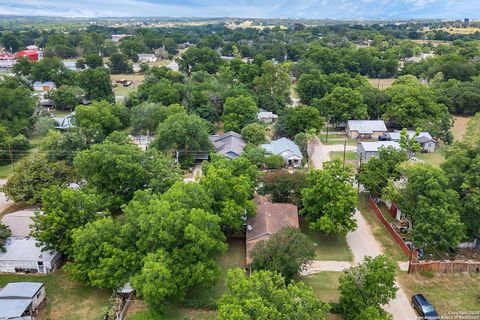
left=451, top=116, right=472, bottom=142
left=367, top=78, right=395, bottom=90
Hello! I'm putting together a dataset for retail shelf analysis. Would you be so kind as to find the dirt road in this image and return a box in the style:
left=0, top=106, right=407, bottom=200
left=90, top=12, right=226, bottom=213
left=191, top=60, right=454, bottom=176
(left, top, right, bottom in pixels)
left=309, top=138, right=357, bottom=169
left=348, top=211, right=417, bottom=320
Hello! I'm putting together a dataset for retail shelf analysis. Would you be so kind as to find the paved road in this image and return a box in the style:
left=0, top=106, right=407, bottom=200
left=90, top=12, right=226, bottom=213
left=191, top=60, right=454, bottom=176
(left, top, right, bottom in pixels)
left=0, top=179, right=12, bottom=214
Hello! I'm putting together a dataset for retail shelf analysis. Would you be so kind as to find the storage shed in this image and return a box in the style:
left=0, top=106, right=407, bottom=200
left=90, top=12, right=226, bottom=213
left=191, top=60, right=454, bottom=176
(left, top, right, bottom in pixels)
left=0, top=282, right=45, bottom=311
left=0, top=237, right=60, bottom=274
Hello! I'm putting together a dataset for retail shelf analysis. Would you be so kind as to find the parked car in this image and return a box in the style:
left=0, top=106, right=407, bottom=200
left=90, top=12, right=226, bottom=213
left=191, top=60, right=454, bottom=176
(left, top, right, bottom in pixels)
left=411, top=294, right=439, bottom=319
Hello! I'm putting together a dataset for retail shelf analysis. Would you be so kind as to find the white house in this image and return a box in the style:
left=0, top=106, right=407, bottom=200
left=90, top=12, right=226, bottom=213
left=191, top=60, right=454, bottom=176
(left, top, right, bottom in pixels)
left=33, top=81, right=56, bottom=92
left=385, top=131, right=436, bottom=153
left=357, top=141, right=401, bottom=162
left=257, top=111, right=278, bottom=124
left=137, top=54, right=157, bottom=62
left=111, top=34, right=128, bottom=43
left=261, top=138, right=303, bottom=167
left=166, top=61, right=179, bottom=72
left=63, top=61, right=78, bottom=71
left=347, top=120, right=388, bottom=139
left=0, top=237, right=61, bottom=274
left=0, top=282, right=46, bottom=311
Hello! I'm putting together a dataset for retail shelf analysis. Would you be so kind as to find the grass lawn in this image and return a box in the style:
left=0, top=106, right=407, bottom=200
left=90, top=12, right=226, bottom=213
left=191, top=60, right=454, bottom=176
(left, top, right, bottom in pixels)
left=452, top=116, right=472, bottom=142
left=398, top=272, right=480, bottom=316
left=300, top=218, right=353, bottom=261
left=0, top=270, right=110, bottom=320
left=126, top=302, right=216, bottom=320
left=185, top=238, right=246, bottom=303
left=357, top=194, right=407, bottom=262
left=330, top=151, right=357, bottom=161
left=302, top=272, right=342, bottom=304
left=0, top=164, right=13, bottom=178
left=416, top=148, right=445, bottom=167
left=319, top=137, right=358, bottom=146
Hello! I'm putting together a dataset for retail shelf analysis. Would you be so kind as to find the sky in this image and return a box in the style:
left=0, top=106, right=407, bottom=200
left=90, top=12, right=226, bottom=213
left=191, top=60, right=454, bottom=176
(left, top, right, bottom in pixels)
left=0, top=0, right=478, bottom=19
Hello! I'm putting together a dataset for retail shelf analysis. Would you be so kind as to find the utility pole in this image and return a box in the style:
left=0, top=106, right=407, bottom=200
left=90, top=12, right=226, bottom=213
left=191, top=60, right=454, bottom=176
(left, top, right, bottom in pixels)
left=408, top=240, right=414, bottom=274
left=325, top=119, right=329, bottom=143
left=343, top=137, right=347, bottom=168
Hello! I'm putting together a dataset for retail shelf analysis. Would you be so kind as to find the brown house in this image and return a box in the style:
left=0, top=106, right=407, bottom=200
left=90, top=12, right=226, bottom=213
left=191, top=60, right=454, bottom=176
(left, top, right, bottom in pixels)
left=246, top=197, right=299, bottom=265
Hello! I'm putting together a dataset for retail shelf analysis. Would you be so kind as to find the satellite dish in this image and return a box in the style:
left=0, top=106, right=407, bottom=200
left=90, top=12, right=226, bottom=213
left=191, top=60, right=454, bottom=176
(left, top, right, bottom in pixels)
left=247, top=225, right=252, bottom=231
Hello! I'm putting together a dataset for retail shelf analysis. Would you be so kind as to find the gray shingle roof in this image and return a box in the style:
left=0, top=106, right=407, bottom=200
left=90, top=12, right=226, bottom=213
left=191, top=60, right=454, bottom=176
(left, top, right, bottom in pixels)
left=347, top=120, right=387, bottom=132
left=210, top=131, right=246, bottom=159
left=0, top=282, right=43, bottom=299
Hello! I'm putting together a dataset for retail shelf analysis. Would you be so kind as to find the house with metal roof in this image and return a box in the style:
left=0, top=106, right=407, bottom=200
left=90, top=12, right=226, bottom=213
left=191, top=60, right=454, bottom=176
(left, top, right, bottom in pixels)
left=0, top=299, right=33, bottom=319
left=137, top=54, right=157, bottom=62
left=347, top=120, right=388, bottom=139
left=0, top=282, right=45, bottom=311
left=0, top=237, right=61, bottom=274
left=261, top=138, right=303, bottom=167
left=32, top=81, right=56, bottom=92
left=54, top=112, right=76, bottom=130
left=357, top=141, right=401, bottom=162
left=257, top=111, right=278, bottom=124
left=210, top=131, right=246, bottom=160
left=384, top=131, right=436, bottom=153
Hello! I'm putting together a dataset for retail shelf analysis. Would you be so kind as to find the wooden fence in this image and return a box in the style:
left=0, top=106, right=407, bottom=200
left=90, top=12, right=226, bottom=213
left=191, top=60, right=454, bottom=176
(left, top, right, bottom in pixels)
left=368, top=196, right=414, bottom=259
left=410, top=260, right=480, bottom=273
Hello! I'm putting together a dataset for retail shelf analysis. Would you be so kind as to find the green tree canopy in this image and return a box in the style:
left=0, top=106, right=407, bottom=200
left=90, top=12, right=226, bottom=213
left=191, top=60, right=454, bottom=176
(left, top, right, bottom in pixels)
left=152, top=112, right=212, bottom=155
left=222, top=95, right=259, bottom=132
left=31, top=186, right=105, bottom=256
left=0, top=154, right=71, bottom=204
left=201, top=155, right=256, bottom=230
left=178, top=47, right=223, bottom=75
left=49, top=85, right=85, bottom=110
left=275, top=105, right=324, bottom=138
left=241, top=123, right=266, bottom=145
left=251, top=226, right=315, bottom=281
left=109, top=52, right=133, bottom=74
left=217, top=268, right=330, bottom=320
left=386, top=163, right=465, bottom=251
left=254, top=61, right=291, bottom=113
left=357, top=147, right=408, bottom=198
left=301, top=161, right=358, bottom=235
left=73, top=134, right=181, bottom=208
left=315, top=87, right=368, bottom=125
left=339, top=255, right=397, bottom=320
left=77, top=68, right=114, bottom=102
left=130, top=103, right=185, bottom=135
left=259, top=170, right=305, bottom=205
left=74, top=101, right=129, bottom=137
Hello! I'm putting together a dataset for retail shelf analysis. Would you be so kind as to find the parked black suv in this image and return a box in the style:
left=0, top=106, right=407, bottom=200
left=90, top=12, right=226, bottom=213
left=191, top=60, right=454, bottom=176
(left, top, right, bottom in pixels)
left=411, top=294, right=439, bottom=319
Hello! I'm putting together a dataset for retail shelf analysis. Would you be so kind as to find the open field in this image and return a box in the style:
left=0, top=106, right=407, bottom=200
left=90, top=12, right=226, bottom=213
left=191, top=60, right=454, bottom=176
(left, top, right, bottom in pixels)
left=225, top=20, right=287, bottom=30
left=0, top=270, right=110, bottom=320
left=357, top=194, right=407, bottom=262
left=111, top=74, right=144, bottom=101
left=368, top=78, right=395, bottom=90
left=319, top=134, right=358, bottom=146
left=398, top=272, right=480, bottom=316
left=412, top=39, right=452, bottom=47
left=439, top=27, right=480, bottom=35
left=300, top=218, right=353, bottom=261
left=452, top=116, right=472, bottom=142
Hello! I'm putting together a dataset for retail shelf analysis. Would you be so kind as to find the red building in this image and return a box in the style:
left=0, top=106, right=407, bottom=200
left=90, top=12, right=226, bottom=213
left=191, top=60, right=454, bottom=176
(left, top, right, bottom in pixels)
left=15, top=50, right=39, bottom=61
